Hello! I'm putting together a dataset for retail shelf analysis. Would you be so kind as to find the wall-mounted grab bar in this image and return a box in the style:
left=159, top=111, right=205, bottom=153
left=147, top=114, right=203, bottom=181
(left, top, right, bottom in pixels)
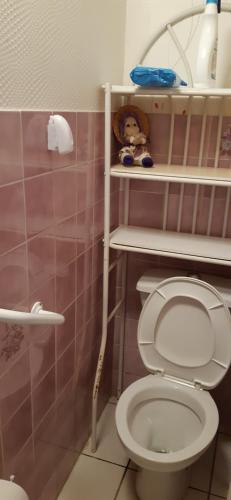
left=0, top=302, right=65, bottom=326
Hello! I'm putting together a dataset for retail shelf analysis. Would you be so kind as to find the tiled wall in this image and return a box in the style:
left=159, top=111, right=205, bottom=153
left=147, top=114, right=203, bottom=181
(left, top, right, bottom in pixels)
left=113, top=112, right=231, bottom=436
left=0, top=110, right=119, bottom=499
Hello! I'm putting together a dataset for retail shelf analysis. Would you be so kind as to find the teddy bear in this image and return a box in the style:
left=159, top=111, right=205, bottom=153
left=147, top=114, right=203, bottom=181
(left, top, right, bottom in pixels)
left=113, top=105, right=154, bottom=168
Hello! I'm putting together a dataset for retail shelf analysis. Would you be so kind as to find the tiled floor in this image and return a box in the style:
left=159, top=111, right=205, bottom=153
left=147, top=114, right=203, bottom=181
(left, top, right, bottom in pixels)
left=58, top=400, right=231, bottom=500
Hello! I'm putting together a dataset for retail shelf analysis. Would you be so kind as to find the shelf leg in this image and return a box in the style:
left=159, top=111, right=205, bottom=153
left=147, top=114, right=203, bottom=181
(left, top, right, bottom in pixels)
left=91, top=83, right=111, bottom=453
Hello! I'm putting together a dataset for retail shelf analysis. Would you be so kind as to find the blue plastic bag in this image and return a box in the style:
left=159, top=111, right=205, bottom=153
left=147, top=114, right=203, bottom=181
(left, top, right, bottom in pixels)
left=130, top=66, right=187, bottom=88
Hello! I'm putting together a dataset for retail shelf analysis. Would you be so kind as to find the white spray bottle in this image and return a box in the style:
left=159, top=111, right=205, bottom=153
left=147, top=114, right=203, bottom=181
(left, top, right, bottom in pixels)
left=194, top=0, right=218, bottom=88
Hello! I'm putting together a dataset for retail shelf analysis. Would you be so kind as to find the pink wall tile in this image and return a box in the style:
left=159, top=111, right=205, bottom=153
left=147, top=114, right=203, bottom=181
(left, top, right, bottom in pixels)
left=124, top=346, right=147, bottom=378
left=76, top=292, right=86, bottom=334
left=33, top=437, right=63, bottom=500
left=76, top=112, right=95, bottom=162
left=0, top=109, right=112, bottom=498
left=94, top=113, right=104, bottom=160
left=2, top=397, right=32, bottom=463
left=76, top=161, right=94, bottom=212
left=195, top=186, right=212, bottom=235
left=203, top=116, right=219, bottom=164
left=0, top=182, right=26, bottom=254
left=150, top=114, right=171, bottom=161
left=0, top=439, right=3, bottom=475
left=92, top=239, right=103, bottom=281
left=74, top=354, right=93, bottom=449
left=30, top=326, right=55, bottom=387
left=28, top=232, right=55, bottom=292
left=123, top=372, right=141, bottom=391
left=53, top=380, right=77, bottom=450
left=57, top=341, right=75, bottom=395
left=129, top=191, right=164, bottom=229
left=124, top=318, right=139, bottom=349
left=56, top=302, right=76, bottom=357
left=130, top=179, right=165, bottom=194
left=227, top=202, right=231, bottom=238
left=0, top=350, right=30, bottom=427
left=187, top=115, right=203, bottom=163
left=76, top=320, right=94, bottom=362
left=172, top=115, right=187, bottom=159
left=54, top=449, right=78, bottom=499
left=126, top=290, right=142, bottom=320
left=180, top=194, right=196, bottom=233
left=93, top=199, right=104, bottom=242
left=0, top=244, right=28, bottom=309
left=76, top=249, right=92, bottom=297
left=22, top=112, right=53, bottom=178
left=25, top=174, right=54, bottom=238
left=53, top=168, right=77, bottom=222
left=0, top=323, right=29, bottom=379
left=210, top=188, right=227, bottom=237
left=93, top=159, right=104, bottom=204
left=55, top=216, right=77, bottom=269
left=56, top=261, right=75, bottom=312
left=166, top=194, right=180, bottom=231
left=91, top=276, right=103, bottom=315
left=0, top=112, right=23, bottom=185
left=32, top=367, right=55, bottom=429
left=76, top=207, right=93, bottom=256
left=110, top=190, right=119, bottom=231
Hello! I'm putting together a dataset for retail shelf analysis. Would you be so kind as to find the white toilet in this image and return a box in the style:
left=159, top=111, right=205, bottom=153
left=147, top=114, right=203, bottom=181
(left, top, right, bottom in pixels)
left=115, top=275, right=231, bottom=500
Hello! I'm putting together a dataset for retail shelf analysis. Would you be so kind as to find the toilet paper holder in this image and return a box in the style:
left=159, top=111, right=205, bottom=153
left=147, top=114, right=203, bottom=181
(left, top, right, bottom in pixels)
left=0, top=478, right=29, bottom=500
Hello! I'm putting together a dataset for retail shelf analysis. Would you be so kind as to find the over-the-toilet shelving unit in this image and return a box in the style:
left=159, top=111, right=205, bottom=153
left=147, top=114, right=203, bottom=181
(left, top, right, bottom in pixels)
left=91, top=3, right=231, bottom=454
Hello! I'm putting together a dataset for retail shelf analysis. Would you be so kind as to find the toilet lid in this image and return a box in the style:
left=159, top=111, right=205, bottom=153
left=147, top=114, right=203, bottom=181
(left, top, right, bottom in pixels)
left=138, top=277, right=231, bottom=389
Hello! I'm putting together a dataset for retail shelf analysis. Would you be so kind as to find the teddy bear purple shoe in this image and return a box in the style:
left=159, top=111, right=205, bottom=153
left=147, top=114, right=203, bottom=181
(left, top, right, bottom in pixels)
left=123, top=154, right=134, bottom=166
left=142, top=157, right=154, bottom=168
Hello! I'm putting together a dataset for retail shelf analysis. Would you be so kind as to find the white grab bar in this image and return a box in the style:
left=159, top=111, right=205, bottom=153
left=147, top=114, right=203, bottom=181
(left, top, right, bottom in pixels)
left=0, top=302, right=65, bottom=326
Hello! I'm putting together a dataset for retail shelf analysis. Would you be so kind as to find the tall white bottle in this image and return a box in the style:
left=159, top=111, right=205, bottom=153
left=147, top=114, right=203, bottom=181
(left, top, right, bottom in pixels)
left=194, top=0, right=218, bottom=88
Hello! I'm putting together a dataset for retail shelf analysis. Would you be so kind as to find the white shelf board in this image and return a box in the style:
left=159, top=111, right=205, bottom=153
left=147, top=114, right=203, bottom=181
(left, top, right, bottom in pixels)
left=110, top=164, right=231, bottom=187
left=103, top=84, right=231, bottom=97
left=110, top=226, right=231, bottom=266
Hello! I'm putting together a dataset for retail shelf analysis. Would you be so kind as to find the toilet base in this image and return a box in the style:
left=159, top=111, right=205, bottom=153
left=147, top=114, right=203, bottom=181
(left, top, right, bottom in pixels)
left=136, top=466, right=191, bottom=500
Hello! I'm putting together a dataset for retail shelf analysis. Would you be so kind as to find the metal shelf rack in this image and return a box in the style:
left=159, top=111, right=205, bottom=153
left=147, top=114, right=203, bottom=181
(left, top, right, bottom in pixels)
left=91, top=82, right=231, bottom=452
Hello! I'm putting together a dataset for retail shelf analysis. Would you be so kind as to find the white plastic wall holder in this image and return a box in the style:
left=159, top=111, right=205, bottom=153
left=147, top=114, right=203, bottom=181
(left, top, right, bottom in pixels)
left=48, top=114, right=74, bottom=154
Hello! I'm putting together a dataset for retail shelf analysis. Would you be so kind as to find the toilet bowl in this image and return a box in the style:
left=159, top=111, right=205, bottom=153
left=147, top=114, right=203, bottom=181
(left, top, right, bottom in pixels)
left=115, top=277, right=231, bottom=500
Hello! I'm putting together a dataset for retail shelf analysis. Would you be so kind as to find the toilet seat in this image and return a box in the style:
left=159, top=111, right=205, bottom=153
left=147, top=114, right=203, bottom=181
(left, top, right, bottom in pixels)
left=115, top=374, right=219, bottom=472
left=138, top=277, right=231, bottom=389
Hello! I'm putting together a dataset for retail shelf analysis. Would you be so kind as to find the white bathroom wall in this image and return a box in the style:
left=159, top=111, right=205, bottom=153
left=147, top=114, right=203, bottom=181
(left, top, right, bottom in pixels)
left=124, top=0, right=231, bottom=87
left=0, top=0, right=126, bottom=110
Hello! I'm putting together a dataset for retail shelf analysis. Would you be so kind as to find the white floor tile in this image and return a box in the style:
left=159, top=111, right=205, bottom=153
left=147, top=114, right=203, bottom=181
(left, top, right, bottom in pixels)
left=57, top=454, right=125, bottom=500
left=84, top=404, right=129, bottom=466
left=127, top=460, right=138, bottom=471
left=116, top=471, right=138, bottom=500
left=185, top=489, right=208, bottom=500
left=109, top=396, right=118, bottom=405
left=116, top=470, right=208, bottom=500
left=210, top=496, right=225, bottom=500
left=211, top=433, right=231, bottom=498
left=190, top=440, right=216, bottom=492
